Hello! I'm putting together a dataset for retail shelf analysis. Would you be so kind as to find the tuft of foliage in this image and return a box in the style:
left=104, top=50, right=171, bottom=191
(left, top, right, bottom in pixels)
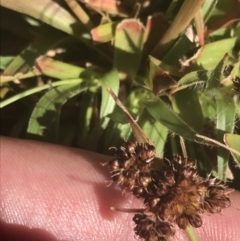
left=0, top=0, right=240, bottom=184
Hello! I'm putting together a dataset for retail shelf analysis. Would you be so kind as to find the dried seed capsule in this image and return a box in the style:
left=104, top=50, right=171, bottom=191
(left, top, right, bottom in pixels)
left=144, top=197, right=161, bottom=210
left=204, top=198, right=221, bottom=213
left=188, top=213, right=202, bottom=228
left=208, top=186, right=225, bottom=199
left=155, top=221, right=176, bottom=237
left=177, top=215, right=189, bottom=229
left=218, top=196, right=231, bottom=208
left=171, top=203, right=184, bottom=216
left=133, top=186, right=145, bottom=197
left=125, top=141, right=136, bottom=153
left=138, top=173, right=152, bottom=187
left=181, top=166, right=196, bottom=179
left=133, top=213, right=175, bottom=241
left=163, top=170, right=175, bottom=186
left=111, top=172, right=124, bottom=183
left=123, top=158, right=135, bottom=169
left=109, top=159, right=120, bottom=171
left=136, top=143, right=156, bottom=161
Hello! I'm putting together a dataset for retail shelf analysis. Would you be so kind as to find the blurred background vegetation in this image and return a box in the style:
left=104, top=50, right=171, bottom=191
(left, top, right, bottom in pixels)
left=0, top=0, right=240, bottom=187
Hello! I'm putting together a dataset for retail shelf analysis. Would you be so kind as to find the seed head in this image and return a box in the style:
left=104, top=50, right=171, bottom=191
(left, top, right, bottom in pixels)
left=133, top=213, right=175, bottom=241
left=106, top=142, right=232, bottom=241
left=143, top=156, right=231, bottom=229
left=108, top=141, right=156, bottom=194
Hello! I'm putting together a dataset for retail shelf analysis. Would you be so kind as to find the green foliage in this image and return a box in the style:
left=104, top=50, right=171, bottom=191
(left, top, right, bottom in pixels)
left=1, top=0, right=240, bottom=183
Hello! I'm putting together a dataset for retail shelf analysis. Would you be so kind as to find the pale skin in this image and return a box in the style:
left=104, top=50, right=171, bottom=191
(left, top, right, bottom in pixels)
left=1, top=136, right=240, bottom=241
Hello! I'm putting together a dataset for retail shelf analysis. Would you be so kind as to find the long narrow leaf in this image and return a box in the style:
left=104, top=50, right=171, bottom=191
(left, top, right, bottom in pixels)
left=27, top=81, right=91, bottom=142
left=1, top=0, right=87, bottom=38
left=143, top=91, right=198, bottom=142
left=224, top=133, right=240, bottom=165
left=215, top=91, right=236, bottom=181
left=0, top=79, right=84, bottom=108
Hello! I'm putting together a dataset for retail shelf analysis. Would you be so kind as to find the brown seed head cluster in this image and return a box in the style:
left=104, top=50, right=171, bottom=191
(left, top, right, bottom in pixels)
left=107, top=141, right=232, bottom=241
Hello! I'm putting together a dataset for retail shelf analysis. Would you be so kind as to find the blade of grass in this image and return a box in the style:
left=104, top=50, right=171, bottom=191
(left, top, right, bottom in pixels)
left=161, top=34, right=195, bottom=65
left=194, top=9, right=204, bottom=45
left=0, top=56, right=15, bottom=69
left=100, top=68, right=119, bottom=119
left=1, top=25, right=66, bottom=79
left=85, top=0, right=127, bottom=16
left=143, top=91, right=199, bottom=142
left=0, top=79, right=87, bottom=108
left=36, top=56, right=99, bottom=80
left=114, top=19, right=145, bottom=79
left=1, top=0, right=88, bottom=39
left=206, top=53, right=228, bottom=90
left=193, top=38, right=238, bottom=70
left=27, top=81, right=91, bottom=142
left=215, top=91, right=236, bottom=181
left=224, top=133, right=240, bottom=166
left=78, top=92, right=94, bottom=148
left=1, top=56, right=99, bottom=84
left=152, top=0, right=204, bottom=58
left=91, top=22, right=117, bottom=44
left=64, top=0, right=93, bottom=30
left=172, top=89, right=204, bottom=132
left=201, top=0, right=218, bottom=23
left=206, top=0, right=240, bottom=33
left=138, top=109, right=168, bottom=157
left=1, top=0, right=112, bottom=63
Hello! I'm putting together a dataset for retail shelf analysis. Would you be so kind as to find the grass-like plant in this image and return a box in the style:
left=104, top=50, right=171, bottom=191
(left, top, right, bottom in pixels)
left=0, top=1, right=240, bottom=239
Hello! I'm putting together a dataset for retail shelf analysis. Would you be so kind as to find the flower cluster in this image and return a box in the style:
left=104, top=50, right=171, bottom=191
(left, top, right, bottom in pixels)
left=107, top=141, right=231, bottom=241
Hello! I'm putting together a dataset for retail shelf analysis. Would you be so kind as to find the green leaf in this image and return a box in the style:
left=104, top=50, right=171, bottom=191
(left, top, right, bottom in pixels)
left=161, top=34, right=195, bottom=66
left=0, top=79, right=87, bottom=108
left=114, top=19, right=145, bottom=78
left=198, top=92, right=216, bottom=120
left=102, top=121, right=133, bottom=154
left=143, top=91, right=199, bottom=142
left=1, top=0, right=88, bottom=39
left=1, top=56, right=99, bottom=84
left=215, top=91, right=236, bottom=181
left=27, top=80, right=90, bottom=142
left=152, top=0, right=204, bottom=58
left=36, top=56, right=99, bottom=80
left=224, top=133, right=240, bottom=165
left=91, top=22, right=117, bottom=43
left=2, top=27, right=65, bottom=79
left=193, top=38, right=238, bottom=70
left=147, top=56, right=177, bottom=95
left=177, top=69, right=210, bottom=87
left=138, top=109, right=168, bottom=158
left=172, top=89, right=204, bottom=131
left=206, top=53, right=228, bottom=90
left=83, top=69, right=119, bottom=151
left=100, top=68, right=119, bottom=119
left=201, top=0, right=218, bottom=23
left=206, top=0, right=240, bottom=33
left=78, top=92, right=94, bottom=148
left=1, top=0, right=112, bottom=63
left=0, top=56, right=15, bottom=69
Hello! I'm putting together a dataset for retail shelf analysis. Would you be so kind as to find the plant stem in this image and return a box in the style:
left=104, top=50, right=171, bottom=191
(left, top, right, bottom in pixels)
left=186, top=225, right=199, bottom=241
